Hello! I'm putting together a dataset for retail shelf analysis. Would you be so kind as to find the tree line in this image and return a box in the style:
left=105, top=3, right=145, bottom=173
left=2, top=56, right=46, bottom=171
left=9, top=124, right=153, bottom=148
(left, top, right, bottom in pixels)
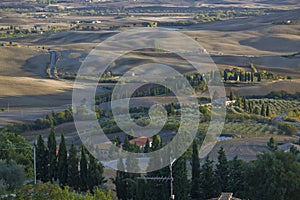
left=113, top=136, right=300, bottom=200
left=190, top=139, right=300, bottom=200
left=35, top=121, right=105, bottom=192
left=222, top=67, right=285, bottom=83
left=2, top=108, right=74, bottom=134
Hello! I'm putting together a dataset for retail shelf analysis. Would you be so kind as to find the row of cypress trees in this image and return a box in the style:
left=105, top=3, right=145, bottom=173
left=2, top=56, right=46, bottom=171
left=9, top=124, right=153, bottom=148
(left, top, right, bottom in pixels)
left=35, top=121, right=105, bottom=192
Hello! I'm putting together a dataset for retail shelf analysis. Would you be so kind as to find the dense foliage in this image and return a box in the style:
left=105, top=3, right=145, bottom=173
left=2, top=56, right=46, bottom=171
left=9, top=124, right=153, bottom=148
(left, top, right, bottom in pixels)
left=17, top=182, right=113, bottom=200
left=35, top=122, right=105, bottom=192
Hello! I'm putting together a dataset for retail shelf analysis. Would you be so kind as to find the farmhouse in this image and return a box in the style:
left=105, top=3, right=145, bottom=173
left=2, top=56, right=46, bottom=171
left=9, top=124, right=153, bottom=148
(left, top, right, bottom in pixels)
left=129, top=136, right=153, bottom=148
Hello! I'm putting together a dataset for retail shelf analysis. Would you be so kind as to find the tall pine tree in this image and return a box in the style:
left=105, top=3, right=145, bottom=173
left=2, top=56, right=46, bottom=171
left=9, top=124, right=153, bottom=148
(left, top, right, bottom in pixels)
left=68, top=143, right=79, bottom=190
left=57, top=133, right=68, bottom=186
left=261, top=104, right=266, bottom=117
left=173, top=155, right=189, bottom=200
left=266, top=104, right=270, bottom=117
left=36, top=135, right=48, bottom=182
left=199, top=156, right=217, bottom=199
left=47, top=121, right=57, bottom=182
left=80, top=146, right=88, bottom=191
left=115, top=158, right=127, bottom=200
left=215, top=147, right=229, bottom=194
left=227, top=156, right=247, bottom=198
left=87, top=153, right=105, bottom=191
left=191, top=140, right=201, bottom=199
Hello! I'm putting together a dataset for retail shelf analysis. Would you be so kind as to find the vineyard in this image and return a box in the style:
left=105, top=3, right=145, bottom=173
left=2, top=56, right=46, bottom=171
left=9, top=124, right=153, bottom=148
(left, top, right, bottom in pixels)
left=250, top=99, right=300, bottom=115
left=283, top=108, right=300, bottom=122
left=222, top=122, right=282, bottom=136
left=235, top=98, right=300, bottom=117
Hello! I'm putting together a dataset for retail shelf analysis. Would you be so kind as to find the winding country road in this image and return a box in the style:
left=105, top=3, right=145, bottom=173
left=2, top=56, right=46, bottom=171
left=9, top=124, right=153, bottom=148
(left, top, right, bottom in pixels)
left=49, top=50, right=58, bottom=79
left=273, top=112, right=300, bottom=127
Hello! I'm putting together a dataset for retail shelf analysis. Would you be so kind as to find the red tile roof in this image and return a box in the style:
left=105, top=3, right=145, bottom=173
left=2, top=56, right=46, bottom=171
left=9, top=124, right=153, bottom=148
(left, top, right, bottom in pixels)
left=129, top=136, right=152, bottom=147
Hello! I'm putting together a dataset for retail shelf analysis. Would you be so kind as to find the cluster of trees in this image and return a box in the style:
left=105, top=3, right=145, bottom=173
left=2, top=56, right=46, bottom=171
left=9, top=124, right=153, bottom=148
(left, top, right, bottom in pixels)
left=114, top=137, right=300, bottom=200
left=191, top=140, right=300, bottom=200
left=230, top=92, right=272, bottom=117
left=35, top=108, right=73, bottom=129
left=277, top=123, right=299, bottom=136
left=0, top=131, right=32, bottom=177
left=130, top=75, right=206, bottom=98
left=2, top=108, right=74, bottom=134
left=17, top=182, right=113, bottom=200
left=223, top=68, right=256, bottom=82
left=229, top=93, right=299, bottom=135
left=262, top=91, right=300, bottom=100
left=283, top=108, right=300, bottom=122
left=235, top=96, right=271, bottom=117
left=0, top=23, right=62, bottom=38
left=114, top=134, right=190, bottom=200
left=0, top=160, right=25, bottom=194
left=191, top=144, right=247, bottom=199
left=0, top=130, right=33, bottom=194
left=36, top=122, right=105, bottom=192
left=223, top=67, right=283, bottom=83
left=96, top=73, right=207, bottom=103
left=185, top=73, right=207, bottom=92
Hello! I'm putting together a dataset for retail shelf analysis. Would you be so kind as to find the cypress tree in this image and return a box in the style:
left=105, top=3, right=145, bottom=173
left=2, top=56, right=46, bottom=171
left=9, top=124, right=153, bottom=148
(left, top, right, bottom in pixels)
left=239, top=71, right=243, bottom=82
left=248, top=101, right=252, bottom=113
left=199, top=156, right=217, bottom=199
left=266, top=104, right=270, bottom=117
left=261, top=104, right=266, bottom=116
left=227, top=156, right=246, bottom=198
left=47, top=121, right=57, bottom=182
left=173, top=155, right=189, bottom=200
left=88, top=153, right=105, bottom=191
left=267, top=137, right=277, bottom=151
left=234, top=72, right=238, bottom=81
left=115, top=158, right=127, bottom=200
left=243, top=97, right=247, bottom=111
left=57, top=133, right=68, bottom=186
left=224, top=70, right=228, bottom=82
left=251, top=72, right=254, bottom=82
left=257, top=73, right=261, bottom=82
left=68, top=143, right=79, bottom=190
left=123, top=136, right=130, bottom=151
left=144, top=139, right=151, bottom=153
left=80, top=146, right=88, bottom=191
left=191, top=140, right=201, bottom=199
left=36, top=135, right=48, bottom=182
left=215, top=147, right=229, bottom=193
left=229, top=90, right=235, bottom=101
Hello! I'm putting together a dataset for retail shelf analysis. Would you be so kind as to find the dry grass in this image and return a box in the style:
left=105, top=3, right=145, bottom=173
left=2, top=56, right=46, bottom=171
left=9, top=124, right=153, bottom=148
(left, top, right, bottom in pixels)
left=207, top=135, right=297, bottom=162
left=229, top=79, right=300, bottom=97
left=0, top=7, right=299, bottom=128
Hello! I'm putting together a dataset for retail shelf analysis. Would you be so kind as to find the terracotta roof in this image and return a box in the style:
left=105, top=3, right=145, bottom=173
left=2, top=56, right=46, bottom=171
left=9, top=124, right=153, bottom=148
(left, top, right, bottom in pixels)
left=129, top=136, right=152, bottom=147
